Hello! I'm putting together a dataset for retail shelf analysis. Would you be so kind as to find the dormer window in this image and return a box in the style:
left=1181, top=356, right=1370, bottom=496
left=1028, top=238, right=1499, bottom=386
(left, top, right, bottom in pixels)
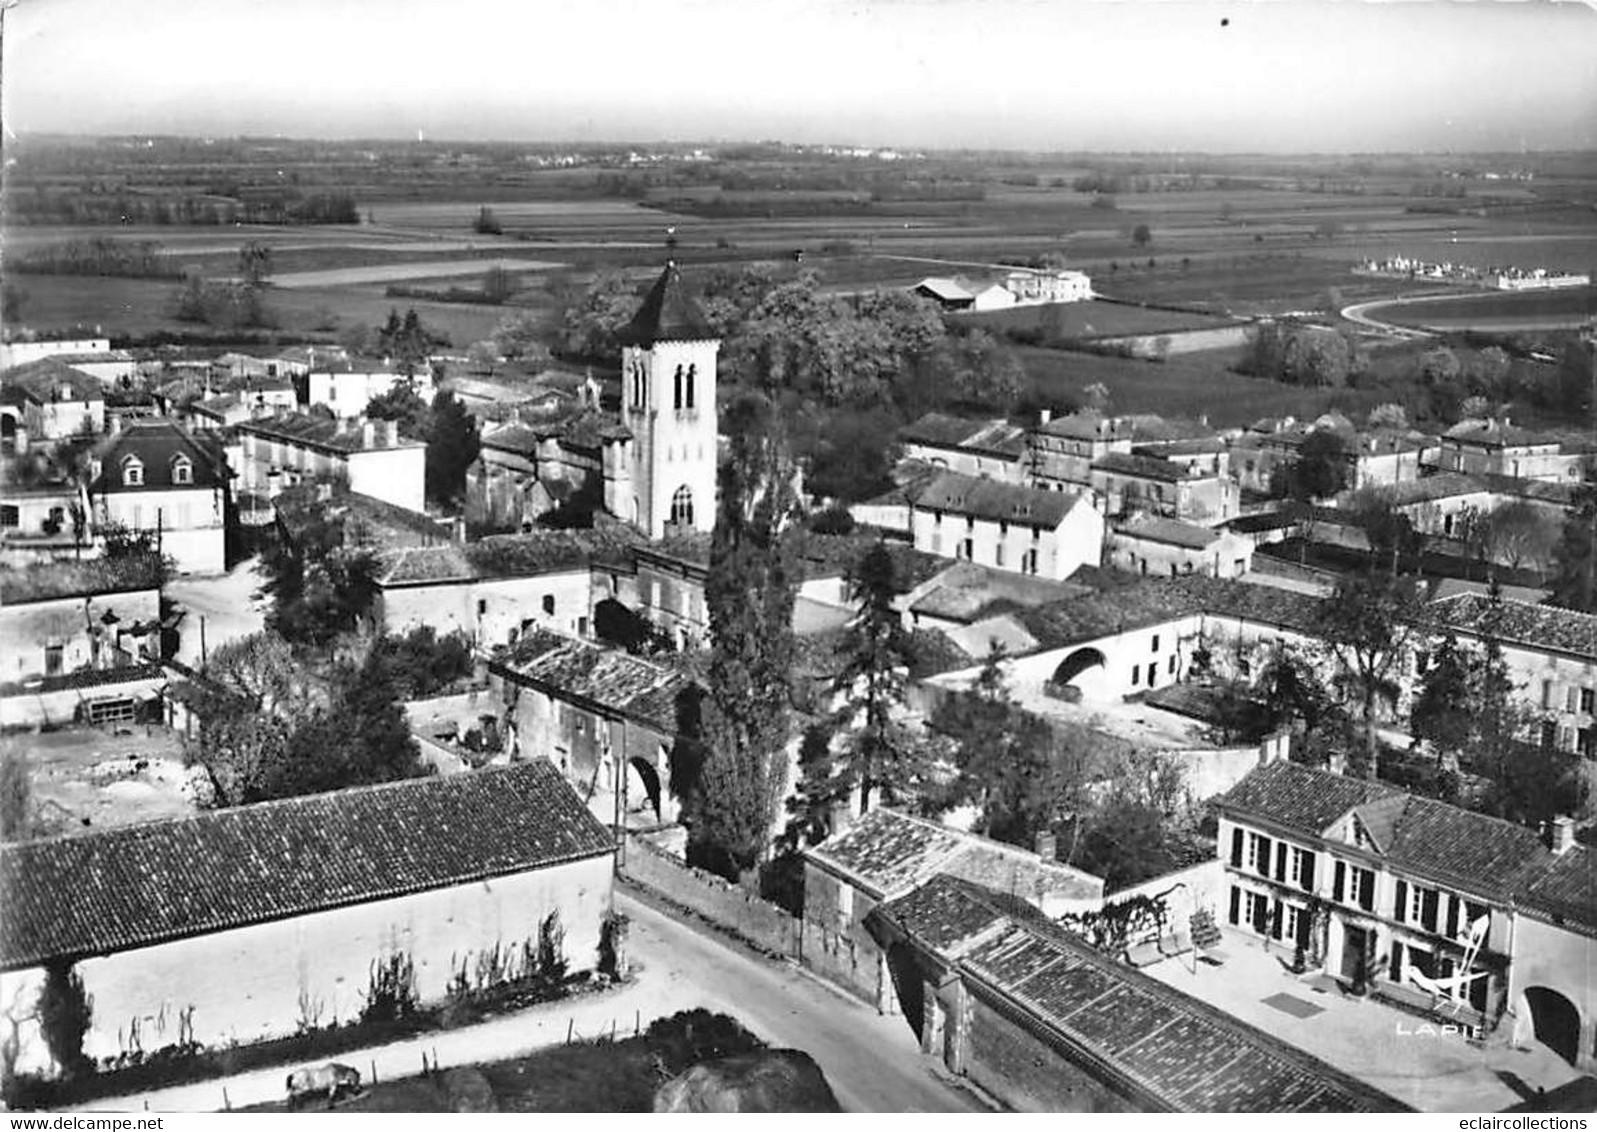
left=121, top=456, right=144, bottom=487
left=172, top=456, right=193, bottom=486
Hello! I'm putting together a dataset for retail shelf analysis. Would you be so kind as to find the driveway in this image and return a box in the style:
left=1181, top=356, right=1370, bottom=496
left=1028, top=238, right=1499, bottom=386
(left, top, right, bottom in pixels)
left=72, top=885, right=983, bottom=1114
left=164, top=559, right=268, bottom=668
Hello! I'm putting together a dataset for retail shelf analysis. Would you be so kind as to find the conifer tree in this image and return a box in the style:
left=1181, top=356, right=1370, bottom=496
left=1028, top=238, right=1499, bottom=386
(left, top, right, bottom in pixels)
left=829, top=542, right=926, bottom=814
left=680, top=393, right=798, bottom=879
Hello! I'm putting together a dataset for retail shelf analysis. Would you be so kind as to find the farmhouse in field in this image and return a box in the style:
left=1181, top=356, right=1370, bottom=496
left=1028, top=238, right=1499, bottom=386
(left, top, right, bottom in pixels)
left=0, top=759, right=616, bottom=1075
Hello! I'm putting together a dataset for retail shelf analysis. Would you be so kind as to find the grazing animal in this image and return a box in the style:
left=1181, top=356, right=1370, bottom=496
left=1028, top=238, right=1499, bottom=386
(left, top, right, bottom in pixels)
left=652, top=1049, right=842, bottom=1113
left=286, top=1062, right=362, bottom=1108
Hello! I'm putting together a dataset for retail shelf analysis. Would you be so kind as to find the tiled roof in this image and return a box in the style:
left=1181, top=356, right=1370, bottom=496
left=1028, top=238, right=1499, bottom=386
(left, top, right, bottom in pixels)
left=489, top=629, right=690, bottom=734
left=1036, top=412, right=1120, bottom=441
left=1380, top=795, right=1551, bottom=903
left=805, top=808, right=1101, bottom=905
left=872, top=877, right=1407, bottom=1113
left=1521, top=846, right=1597, bottom=931
left=909, top=471, right=1086, bottom=528
left=1218, top=760, right=1401, bottom=835
left=1, top=358, right=104, bottom=403
left=900, top=412, right=991, bottom=449
left=908, top=560, right=1092, bottom=623
left=616, top=264, right=715, bottom=346
left=238, top=411, right=423, bottom=454
left=1443, top=417, right=1552, bottom=449
left=1133, top=436, right=1227, bottom=458
left=90, top=422, right=229, bottom=494
left=1092, top=451, right=1190, bottom=483
left=0, top=759, right=614, bottom=970
left=1114, top=517, right=1224, bottom=550
left=0, top=663, right=166, bottom=700
left=381, top=528, right=637, bottom=586
left=805, top=808, right=967, bottom=898
left=1431, top=593, right=1597, bottom=662
left=795, top=533, right=952, bottom=591
left=1222, top=761, right=1588, bottom=915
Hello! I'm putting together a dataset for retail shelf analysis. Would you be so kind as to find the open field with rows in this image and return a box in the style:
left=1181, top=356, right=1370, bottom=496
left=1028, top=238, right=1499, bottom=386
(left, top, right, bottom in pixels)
left=956, top=299, right=1240, bottom=338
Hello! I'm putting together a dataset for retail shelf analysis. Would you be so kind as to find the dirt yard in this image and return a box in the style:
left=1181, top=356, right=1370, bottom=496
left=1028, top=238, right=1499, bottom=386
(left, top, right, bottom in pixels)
left=5, top=725, right=197, bottom=837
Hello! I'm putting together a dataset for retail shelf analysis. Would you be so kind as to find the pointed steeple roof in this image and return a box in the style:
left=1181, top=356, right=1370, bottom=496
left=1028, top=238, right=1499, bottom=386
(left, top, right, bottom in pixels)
left=617, top=262, right=716, bottom=347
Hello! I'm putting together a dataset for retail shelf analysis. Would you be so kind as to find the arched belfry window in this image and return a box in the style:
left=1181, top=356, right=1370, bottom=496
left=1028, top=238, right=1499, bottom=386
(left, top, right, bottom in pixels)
left=672, top=365, right=685, bottom=411
left=685, top=364, right=696, bottom=409
left=670, top=485, right=694, bottom=527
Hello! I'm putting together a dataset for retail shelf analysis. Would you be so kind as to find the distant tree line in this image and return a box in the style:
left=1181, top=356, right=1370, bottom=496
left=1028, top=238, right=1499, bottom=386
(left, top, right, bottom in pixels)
left=11, top=238, right=179, bottom=279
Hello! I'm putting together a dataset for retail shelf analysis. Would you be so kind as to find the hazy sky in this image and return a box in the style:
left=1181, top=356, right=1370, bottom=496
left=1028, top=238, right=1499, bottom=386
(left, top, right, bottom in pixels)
left=6, top=0, right=1596, bottom=152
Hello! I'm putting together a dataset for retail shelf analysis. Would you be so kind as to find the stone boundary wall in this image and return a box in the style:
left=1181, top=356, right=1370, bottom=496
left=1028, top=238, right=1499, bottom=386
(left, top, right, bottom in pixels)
left=619, top=833, right=801, bottom=958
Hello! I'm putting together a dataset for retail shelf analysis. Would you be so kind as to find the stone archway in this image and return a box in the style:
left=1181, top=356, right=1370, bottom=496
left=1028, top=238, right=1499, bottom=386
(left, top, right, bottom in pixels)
left=1051, top=646, right=1108, bottom=701
left=628, top=757, right=663, bottom=823
left=1522, top=986, right=1581, bottom=1066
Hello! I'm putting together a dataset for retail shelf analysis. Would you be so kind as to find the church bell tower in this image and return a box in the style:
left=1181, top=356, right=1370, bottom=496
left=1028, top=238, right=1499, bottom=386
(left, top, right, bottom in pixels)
left=614, top=263, right=719, bottom=540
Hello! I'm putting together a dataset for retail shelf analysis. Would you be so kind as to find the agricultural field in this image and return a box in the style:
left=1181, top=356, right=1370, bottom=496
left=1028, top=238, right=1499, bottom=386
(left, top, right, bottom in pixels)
left=956, top=299, right=1240, bottom=338
left=1017, top=345, right=1382, bottom=428
left=5, top=142, right=1596, bottom=351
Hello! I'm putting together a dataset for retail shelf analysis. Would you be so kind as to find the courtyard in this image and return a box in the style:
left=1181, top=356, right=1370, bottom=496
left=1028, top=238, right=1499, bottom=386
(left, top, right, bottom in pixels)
left=1140, top=925, right=1589, bottom=1112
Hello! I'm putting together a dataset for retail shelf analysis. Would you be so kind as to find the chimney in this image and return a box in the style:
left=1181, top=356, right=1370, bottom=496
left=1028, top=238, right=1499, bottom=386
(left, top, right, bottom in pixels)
left=1034, top=830, right=1057, bottom=862
left=1549, top=816, right=1576, bottom=856
left=361, top=418, right=376, bottom=449
left=1039, top=408, right=1052, bottom=425
left=109, top=415, right=122, bottom=437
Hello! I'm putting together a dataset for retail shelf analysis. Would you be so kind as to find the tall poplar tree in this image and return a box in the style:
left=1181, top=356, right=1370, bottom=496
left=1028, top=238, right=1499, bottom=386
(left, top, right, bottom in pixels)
left=680, top=393, right=799, bottom=879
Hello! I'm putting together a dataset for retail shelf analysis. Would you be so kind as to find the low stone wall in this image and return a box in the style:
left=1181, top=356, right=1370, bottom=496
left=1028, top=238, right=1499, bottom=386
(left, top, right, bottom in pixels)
left=1111, top=859, right=1227, bottom=928
left=620, top=833, right=801, bottom=958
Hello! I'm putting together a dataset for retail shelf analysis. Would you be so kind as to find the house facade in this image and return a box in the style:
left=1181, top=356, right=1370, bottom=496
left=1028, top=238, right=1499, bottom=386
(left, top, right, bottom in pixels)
left=235, top=413, right=426, bottom=515
left=1217, top=760, right=1595, bottom=1071
left=1107, top=517, right=1254, bottom=579
left=899, top=414, right=1029, bottom=484
left=1090, top=451, right=1239, bottom=523
left=0, top=761, right=616, bottom=1075
left=1027, top=411, right=1131, bottom=490
left=0, top=360, right=106, bottom=442
left=88, top=422, right=232, bottom=576
left=1431, top=419, right=1576, bottom=482
left=907, top=471, right=1104, bottom=581
left=308, top=362, right=435, bottom=420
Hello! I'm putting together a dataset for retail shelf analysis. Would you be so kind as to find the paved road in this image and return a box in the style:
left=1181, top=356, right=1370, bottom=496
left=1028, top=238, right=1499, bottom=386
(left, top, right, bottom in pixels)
left=73, top=886, right=982, bottom=1114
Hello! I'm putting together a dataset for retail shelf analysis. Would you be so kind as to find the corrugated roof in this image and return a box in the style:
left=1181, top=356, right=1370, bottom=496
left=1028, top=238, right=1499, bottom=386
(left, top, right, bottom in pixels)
left=909, top=471, right=1085, bottom=528
left=1, top=358, right=104, bottom=403
left=0, top=759, right=614, bottom=970
left=616, top=264, right=715, bottom=346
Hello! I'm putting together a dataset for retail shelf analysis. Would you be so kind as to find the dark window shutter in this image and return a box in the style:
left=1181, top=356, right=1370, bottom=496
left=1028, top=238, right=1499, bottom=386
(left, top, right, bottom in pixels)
left=1296, top=908, right=1312, bottom=950
left=1422, top=889, right=1440, bottom=932
left=1445, top=896, right=1460, bottom=940
left=1230, top=828, right=1244, bottom=868
left=1229, top=886, right=1241, bottom=925
left=1300, top=853, right=1315, bottom=893
left=1275, top=842, right=1288, bottom=882
left=1360, top=872, right=1375, bottom=912
left=1271, top=900, right=1284, bottom=940
left=1257, top=836, right=1272, bottom=876
left=1390, top=942, right=1404, bottom=983
left=1395, top=879, right=1408, bottom=922
left=1333, top=861, right=1345, bottom=904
